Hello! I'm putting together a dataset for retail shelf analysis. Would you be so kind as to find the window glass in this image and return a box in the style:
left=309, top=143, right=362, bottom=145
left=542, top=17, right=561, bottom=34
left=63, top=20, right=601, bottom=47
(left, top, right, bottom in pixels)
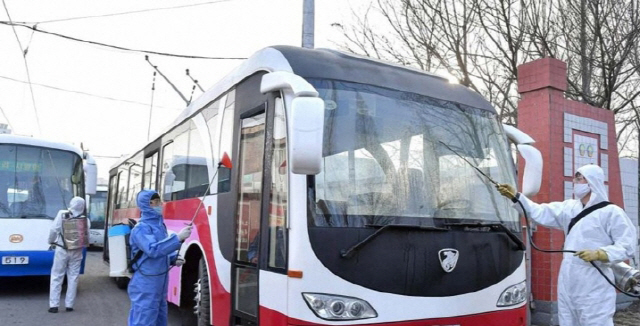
left=107, top=175, right=118, bottom=226
left=116, top=166, right=128, bottom=209
left=308, top=79, right=519, bottom=230
left=218, top=89, right=235, bottom=193
left=186, top=120, right=209, bottom=198
left=0, top=145, right=81, bottom=219
left=143, top=153, right=158, bottom=190
left=268, top=98, right=287, bottom=269
left=160, top=142, right=174, bottom=201
left=235, top=112, right=265, bottom=264
left=127, top=153, right=143, bottom=208
left=161, top=123, right=189, bottom=201
left=88, top=190, right=107, bottom=229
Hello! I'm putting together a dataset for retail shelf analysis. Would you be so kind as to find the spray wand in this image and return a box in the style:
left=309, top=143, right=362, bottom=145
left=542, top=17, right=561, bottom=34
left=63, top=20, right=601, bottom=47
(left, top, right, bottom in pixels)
left=187, top=153, right=233, bottom=226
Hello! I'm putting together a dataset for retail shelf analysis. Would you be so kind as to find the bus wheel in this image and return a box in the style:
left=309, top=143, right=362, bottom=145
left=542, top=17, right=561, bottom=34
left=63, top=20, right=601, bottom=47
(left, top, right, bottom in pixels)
left=115, top=276, right=129, bottom=289
left=194, top=257, right=211, bottom=326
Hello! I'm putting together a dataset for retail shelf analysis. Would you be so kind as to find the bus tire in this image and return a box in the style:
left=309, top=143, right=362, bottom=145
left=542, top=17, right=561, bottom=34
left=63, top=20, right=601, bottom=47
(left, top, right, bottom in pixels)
left=194, top=257, right=211, bottom=326
left=115, top=276, right=129, bottom=289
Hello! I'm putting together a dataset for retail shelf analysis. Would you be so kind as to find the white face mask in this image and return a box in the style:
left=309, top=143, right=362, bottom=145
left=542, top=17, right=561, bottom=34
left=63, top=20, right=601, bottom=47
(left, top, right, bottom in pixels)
left=573, top=183, right=591, bottom=199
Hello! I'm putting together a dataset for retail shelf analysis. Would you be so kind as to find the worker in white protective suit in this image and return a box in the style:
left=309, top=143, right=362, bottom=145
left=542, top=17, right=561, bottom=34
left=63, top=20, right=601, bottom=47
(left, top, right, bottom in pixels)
left=47, top=196, right=89, bottom=313
left=496, top=164, right=637, bottom=326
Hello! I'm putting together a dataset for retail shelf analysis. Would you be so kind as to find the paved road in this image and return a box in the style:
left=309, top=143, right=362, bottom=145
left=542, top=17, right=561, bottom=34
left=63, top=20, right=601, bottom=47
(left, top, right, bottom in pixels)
left=0, top=249, right=185, bottom=326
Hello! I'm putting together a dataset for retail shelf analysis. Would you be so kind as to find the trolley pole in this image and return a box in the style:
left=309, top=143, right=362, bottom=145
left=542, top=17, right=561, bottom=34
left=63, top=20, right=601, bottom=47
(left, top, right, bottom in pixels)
left=302, top=0, right=315, bottom=48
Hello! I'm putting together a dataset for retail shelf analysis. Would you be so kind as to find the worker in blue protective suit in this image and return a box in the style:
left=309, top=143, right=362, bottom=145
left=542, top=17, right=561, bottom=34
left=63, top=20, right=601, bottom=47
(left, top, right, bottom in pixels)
left=497, top=164, right=637, bottom=326
left=127, top=190, right=191, bottom=326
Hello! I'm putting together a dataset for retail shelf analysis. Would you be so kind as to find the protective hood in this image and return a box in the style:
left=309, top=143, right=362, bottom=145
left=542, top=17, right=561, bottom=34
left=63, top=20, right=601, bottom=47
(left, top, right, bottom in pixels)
left=576, top=164, right=608, bottom=208
left=68, top=196, right=85, bottom=217
left=137, top=189, right=162, bottom=223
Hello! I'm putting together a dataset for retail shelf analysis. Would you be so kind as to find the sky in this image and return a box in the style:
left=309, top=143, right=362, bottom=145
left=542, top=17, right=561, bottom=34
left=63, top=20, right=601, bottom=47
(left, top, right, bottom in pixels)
left=0, top=0, right=368, bottom=180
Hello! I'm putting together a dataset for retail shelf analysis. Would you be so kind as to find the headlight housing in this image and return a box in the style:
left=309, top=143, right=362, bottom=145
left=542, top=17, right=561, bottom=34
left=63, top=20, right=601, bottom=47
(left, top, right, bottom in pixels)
left=496, top=281, right=527, bottom=307
left=302, top=293, right=377, bottom=320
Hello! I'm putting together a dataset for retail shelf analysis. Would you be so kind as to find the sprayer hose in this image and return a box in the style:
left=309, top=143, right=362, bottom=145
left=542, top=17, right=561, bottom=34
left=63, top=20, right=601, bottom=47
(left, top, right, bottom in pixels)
left=516, top=200, right=640, bottom=298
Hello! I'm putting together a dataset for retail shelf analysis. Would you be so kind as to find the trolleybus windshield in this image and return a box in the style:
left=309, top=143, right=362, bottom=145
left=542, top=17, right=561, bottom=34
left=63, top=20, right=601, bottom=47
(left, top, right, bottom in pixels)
left=0, top=144, right=83, bottom=219
left=308, top=80, right=519, bottom=231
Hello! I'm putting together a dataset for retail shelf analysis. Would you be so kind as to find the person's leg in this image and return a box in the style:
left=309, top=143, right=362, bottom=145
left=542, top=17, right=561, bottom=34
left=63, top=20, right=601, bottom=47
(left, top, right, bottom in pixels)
left=575, top=268, right=616, bottom=326
left=156, top=299, right=168, bottom=326
left=128, top=274, right=162, bottom=326
left=49, top=248, right=67, bottom=310
left=64, top=249, right=83, bottom=309
left=557, top=263, right=579, bottom=325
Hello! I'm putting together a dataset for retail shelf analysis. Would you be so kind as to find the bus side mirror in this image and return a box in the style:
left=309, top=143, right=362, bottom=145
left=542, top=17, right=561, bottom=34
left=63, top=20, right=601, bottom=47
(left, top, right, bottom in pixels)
left=502, top=124, right=542, bottom=197
left=517, top=144, right=542, bottom=197
left=290, top=97, right=324, bottom=175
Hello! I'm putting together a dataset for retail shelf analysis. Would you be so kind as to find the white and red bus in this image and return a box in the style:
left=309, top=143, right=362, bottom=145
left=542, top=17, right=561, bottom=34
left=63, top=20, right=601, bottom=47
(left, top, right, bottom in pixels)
left=105, top=46, right=542, bottom=325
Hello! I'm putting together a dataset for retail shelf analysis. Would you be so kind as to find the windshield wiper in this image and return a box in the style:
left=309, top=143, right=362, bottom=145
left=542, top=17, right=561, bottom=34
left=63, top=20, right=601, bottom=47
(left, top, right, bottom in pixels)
left=444, top=222, right=525, bottom=251
left=340, top=224, right=449, bottom=259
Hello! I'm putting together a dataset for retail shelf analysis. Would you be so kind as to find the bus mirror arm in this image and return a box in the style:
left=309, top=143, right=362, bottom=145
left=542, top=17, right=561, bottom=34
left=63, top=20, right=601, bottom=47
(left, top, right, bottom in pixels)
left=83, top=152, right=97, bottom=195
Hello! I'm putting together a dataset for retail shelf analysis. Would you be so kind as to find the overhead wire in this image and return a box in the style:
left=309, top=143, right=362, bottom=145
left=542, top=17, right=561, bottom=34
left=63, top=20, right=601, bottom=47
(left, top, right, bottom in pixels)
left=2, top=0, right=42, bottom=136
left=0, top=74, right=181, bottom=110
left=0, top=21, right=247, bottom=60
left=14, top=0, right=233, bottom=25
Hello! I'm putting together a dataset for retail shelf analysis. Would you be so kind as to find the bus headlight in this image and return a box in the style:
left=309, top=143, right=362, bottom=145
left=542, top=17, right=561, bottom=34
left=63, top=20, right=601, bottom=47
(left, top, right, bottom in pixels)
left=496, top=281, right=527, bottom=307
left=302, top=293, right=377, bottom=320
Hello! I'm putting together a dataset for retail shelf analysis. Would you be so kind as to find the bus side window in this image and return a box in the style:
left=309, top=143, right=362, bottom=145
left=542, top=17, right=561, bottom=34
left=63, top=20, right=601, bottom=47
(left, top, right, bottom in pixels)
left=107, top=175, right=118, bottom=226
left=218, top=89, right=235, bottom=193
left=185, top=120, right=209, bottom=198
left=160, top=142, right=174, bottom=202
left=127, top=153, right=143, bottom=208
left=143, top=152, right=158, bottom=191
left=116, top=167, right=128, bottom=209
left=268, top=97, right=288, bottom=269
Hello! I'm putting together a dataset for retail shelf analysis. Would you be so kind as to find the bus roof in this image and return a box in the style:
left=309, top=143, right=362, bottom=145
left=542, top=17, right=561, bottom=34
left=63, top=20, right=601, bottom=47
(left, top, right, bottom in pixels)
left=174, top=46, right=494, bottom=133
left=0, top=134, right=83, bottom=157
left=112, top=46, right=495, bottom=172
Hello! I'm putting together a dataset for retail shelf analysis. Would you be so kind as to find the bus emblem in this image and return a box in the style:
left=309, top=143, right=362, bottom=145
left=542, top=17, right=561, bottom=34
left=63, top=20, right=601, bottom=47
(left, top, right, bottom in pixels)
left=438, top=249, right=459, bottom=273
left=9, top=234, right=23, bottom=243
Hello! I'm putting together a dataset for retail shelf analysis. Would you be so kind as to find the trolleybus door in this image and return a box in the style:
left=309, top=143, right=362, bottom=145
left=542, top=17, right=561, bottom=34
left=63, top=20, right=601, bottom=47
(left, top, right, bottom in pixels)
left=232, top=109, right=267, bottom=325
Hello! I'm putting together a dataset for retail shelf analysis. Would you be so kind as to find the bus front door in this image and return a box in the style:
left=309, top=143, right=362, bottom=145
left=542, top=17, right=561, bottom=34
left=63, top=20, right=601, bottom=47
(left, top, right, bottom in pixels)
left=232, top=110, right=267, bottom=325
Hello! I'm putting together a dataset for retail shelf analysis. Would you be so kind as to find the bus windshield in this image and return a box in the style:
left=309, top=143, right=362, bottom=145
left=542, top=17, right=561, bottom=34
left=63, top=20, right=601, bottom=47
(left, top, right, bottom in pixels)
left=0, top=144, right=83, bottom=219
left=88, top=191, right=107, bottom=229
left=308, top=80, right=519, bottom=230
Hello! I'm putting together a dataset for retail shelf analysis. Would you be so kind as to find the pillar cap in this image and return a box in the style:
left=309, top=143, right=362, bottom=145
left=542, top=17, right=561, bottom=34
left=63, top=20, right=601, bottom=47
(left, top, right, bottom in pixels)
left=517, top=57, right=567, bottom=93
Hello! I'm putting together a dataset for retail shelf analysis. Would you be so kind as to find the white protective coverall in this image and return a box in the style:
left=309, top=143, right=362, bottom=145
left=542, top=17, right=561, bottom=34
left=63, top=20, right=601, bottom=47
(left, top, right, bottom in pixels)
left=515, top=165, right=637, bottom=326
left=48, top=197, right=89, bottom=309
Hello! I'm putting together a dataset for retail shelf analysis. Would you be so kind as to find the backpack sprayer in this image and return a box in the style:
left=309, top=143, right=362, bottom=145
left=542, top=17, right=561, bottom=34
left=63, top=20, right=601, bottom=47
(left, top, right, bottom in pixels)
left=440, top=141, right=640, bottom=297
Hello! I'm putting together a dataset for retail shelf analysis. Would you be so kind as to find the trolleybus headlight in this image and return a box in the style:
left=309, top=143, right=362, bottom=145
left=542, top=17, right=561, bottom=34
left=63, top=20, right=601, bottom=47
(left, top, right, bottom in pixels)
left=497, top=281, right=527, bottom=307
left=330, top=300, right=345, bottom=316
left=302, top=293, right=377, bottom=320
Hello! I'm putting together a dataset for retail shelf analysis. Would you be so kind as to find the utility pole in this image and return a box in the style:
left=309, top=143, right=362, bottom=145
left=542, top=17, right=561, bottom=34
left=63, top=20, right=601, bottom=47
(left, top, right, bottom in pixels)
left=302, top=0, right=315, bottom=48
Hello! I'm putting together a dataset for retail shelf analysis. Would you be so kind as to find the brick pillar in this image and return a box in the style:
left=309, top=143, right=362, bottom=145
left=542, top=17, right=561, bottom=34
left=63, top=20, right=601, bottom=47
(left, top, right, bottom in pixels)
left=517, top=58, right=623, bottom=326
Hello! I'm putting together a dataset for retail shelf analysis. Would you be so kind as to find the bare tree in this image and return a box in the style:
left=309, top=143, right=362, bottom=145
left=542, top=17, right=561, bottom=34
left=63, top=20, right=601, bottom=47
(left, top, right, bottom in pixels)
left=337, top=0, right=640, bottom=156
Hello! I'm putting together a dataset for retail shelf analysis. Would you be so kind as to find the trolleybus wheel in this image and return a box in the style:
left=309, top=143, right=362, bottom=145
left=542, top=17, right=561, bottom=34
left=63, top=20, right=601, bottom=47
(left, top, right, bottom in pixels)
left=194, top=257, right=211, bottom=326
